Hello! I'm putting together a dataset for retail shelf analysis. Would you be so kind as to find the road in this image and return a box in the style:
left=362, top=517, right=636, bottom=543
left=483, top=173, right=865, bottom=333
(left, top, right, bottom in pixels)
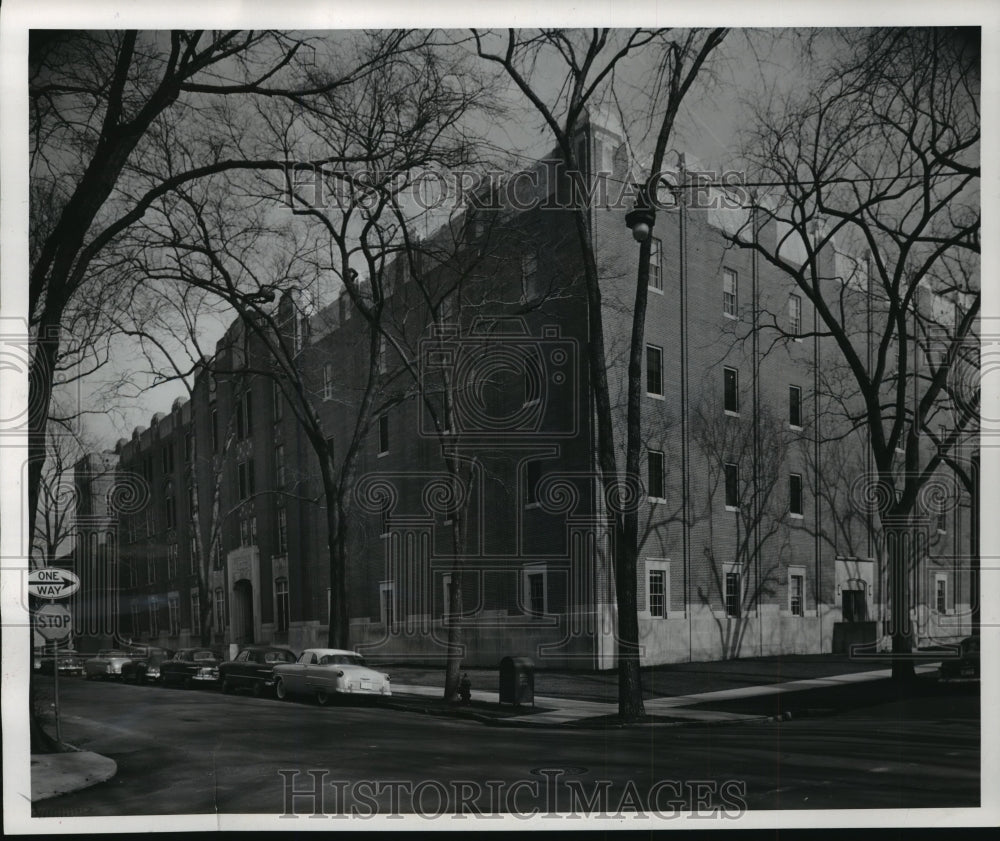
left=30, top=676, right=979, bottom=819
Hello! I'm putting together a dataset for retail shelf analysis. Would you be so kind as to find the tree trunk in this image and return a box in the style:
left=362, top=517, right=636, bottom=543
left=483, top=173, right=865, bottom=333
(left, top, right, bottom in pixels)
left=326, top=499, right=350, bottom=649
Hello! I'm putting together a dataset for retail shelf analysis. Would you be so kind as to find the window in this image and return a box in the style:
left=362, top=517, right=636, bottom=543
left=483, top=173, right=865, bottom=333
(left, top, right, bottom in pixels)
left=649, top=237, right=663, bottom=291
left=440, top=294, right=455, bottom=324
left=162, top=444, right=174, bottom=475
left=149, top=598, right=159, bottom=636
left=165, top=493, right=176, bottom=530
left=277, top=508, right=288, bottom=555
left=147, top=557, right=155, bottom=584
left=240, top=517, right=257, bottom=547
left=380, top=583, right=395, bottom=627
left=212, top=541, right=224, bottom=571
left=523, top=565, right=547, bottom=615
left=724, top=367, right=739, bottom=414
left=214, top=588, right=226, bottom=634
left=724, top=462, right=739, bottom=509
left=442, top=573, right=454, bottom=617
left=789, top=386, right=802, bottom=428
left=189, top=534, right=198, bottom=570
left=238, top=459, right=256, bottom=500
left=211, top=408, right=219, bottom=452
left=275, top=578, right=289, bottom=633
left=275, top=444, right=286, bottom=487
left=725, top=571, right=741, bottom=618
left=190, top=590, right=201, bottom=636
left=935, top=575, right=947, bottom=614
left=168, top=594, right=180, bottom=636
left=789, top=294, right=802, bottom=337
left=273, top=380, right=283, bottom=422
left=521, top=250, right=540, bottom=302
left=647, top=562, right=670, bottom=618
left=167, top=544, right=178, bottom=578
left=789, top=572, right=804, bottom=617
left=646, top=345, right=663, bottom=396
left=647, top=450, right=665, bottom=500
left=237, top=390, right=253, bottom=440
left=377, top=414, right=389, bottom=456
left=936, top=489, right=948, bottom=532
left=525, top=460, right=543, bottom=507
left=790, top=473, right=803, bottom=516
left=323, top=363, right=333, bottom=400
left=131, top=602, right=142, bottom=637
left=723, top=268, right=737, bottom=317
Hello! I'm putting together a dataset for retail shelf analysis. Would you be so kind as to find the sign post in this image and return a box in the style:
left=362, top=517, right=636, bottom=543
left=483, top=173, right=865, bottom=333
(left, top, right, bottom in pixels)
left=33, top=602, right=73, bottom=746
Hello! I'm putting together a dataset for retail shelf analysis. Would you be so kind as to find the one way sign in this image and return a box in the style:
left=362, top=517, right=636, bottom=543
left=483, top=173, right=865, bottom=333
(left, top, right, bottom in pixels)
left=28, top=567, right=81, bottom=600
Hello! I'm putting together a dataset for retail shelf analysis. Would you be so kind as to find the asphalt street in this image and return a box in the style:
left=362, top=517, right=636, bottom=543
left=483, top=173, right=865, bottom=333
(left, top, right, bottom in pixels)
left=30, top=676, right=979, bottom=819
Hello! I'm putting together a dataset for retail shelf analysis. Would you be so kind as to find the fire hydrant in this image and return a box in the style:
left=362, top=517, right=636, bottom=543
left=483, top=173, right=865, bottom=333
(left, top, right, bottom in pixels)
left=459, top=673, right=472, bottom=706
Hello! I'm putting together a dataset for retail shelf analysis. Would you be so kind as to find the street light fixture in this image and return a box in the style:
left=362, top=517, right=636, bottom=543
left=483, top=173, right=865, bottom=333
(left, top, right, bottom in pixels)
left=625, top=185, right=655, bottom=242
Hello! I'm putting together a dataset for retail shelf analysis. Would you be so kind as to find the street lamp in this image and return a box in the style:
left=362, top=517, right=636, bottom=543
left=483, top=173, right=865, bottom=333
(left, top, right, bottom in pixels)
left=625, top=186, right=655, bottom=242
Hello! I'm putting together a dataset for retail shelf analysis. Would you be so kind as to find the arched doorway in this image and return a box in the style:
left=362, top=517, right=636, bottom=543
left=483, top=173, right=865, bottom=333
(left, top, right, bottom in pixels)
left=233, top=579, right=255, bottom=644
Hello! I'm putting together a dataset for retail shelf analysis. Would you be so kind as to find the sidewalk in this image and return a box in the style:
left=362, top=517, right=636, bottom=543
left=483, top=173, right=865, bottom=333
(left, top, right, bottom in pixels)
left=30, top=748, right=117, bottom=802
left=384, top=654, right=946, bottom=725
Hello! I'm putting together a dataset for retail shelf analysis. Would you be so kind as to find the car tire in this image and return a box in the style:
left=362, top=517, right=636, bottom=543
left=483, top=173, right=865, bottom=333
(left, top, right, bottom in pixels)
left=222, top=678, right=233, bottom=695
left=275, top=678, right=288, bottom=701
left=139, top=673, right=147, bottom=686
left=251, top=682, right=263, bottom=699
left=316, top=690, right=330, bottom=706
left=183, top=677, right=193, bottom=690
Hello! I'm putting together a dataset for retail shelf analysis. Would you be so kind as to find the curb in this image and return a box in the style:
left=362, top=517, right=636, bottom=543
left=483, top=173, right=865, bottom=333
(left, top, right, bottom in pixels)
left=382, top=694, right=792, bottom=730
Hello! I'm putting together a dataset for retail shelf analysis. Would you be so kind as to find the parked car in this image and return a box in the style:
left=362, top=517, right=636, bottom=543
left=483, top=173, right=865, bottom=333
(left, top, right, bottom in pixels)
left=272, top=648, right=391, bottom=705
left=219, top=646, right=297, bottom=697
left=939, top=635, right=980, bottom=680
left=121, top=646, right=175, bottom=684
left=34, top=648, right=85, bottom=676
left=160, top=648, right=223, bottom=688
left=83, top=649, right=136, bottom=680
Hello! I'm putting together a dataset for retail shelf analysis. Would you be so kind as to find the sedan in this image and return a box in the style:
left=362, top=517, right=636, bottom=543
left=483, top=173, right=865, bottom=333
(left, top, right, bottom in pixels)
left=273, top=648, right=391, bottom=705
left=160, top=648, right=224, bottom=689
left=121, top=647, right=175, bottom=685
left=83, top=649, right=136, bottom=681
left=939, top=635, right=980, bottom=680
left=219, top=646, right=297, bottom=697
left=34, top=648, right=85, bottom=677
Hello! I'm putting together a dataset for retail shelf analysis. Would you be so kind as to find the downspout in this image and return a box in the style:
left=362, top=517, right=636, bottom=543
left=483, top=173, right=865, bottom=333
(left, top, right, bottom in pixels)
left=678, top=155, right=692, bottom=662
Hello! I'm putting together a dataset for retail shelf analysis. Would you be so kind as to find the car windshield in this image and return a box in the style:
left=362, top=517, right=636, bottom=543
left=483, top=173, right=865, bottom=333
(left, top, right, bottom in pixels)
left=192, top=650, right=216, bottom=661
left=264, top=651, right=295, bottom=664
left=319, top=654, right=365, bottom=666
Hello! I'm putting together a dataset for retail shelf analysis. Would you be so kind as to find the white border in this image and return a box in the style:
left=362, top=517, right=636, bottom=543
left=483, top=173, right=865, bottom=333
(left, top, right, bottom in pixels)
left=2, top=0, right=998, bottom=833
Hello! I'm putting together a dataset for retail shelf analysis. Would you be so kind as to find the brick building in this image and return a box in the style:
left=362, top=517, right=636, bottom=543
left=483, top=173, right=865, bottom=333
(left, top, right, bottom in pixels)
left=97, top=114, right=977, bottom=668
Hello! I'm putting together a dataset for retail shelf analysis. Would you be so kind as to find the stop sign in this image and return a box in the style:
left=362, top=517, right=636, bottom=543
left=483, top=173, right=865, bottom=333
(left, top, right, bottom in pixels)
left=34, top=604, right=72, bottom=641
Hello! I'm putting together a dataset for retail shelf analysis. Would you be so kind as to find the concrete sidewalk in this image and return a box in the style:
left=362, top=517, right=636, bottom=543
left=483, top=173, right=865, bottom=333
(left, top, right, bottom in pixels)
left=30, top=749, right=117, bottom=802
left=387, top=655, right=944, bottom=725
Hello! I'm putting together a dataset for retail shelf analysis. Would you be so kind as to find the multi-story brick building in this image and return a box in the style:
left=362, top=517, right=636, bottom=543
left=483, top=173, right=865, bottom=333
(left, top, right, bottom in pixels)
left=95, top=114, right=976, bottom=668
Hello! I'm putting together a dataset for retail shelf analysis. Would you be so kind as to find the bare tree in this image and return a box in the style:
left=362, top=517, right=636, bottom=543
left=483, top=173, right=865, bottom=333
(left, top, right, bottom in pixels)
left=723, top=28, right=979, bottom=678
left=473, top=27, right=727, bottom=720
left=28, top=28, right=411, bottom=545
left=692, top=398, right=793, bottom=659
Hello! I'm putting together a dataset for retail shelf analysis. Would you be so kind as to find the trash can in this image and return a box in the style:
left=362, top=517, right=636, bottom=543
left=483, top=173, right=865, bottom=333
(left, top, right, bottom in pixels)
left=499, top=656, right=534, bottom=707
